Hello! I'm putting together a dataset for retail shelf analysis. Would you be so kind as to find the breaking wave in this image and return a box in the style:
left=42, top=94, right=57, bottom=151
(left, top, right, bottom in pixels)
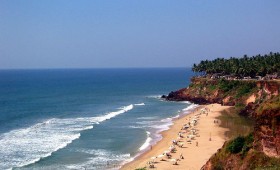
left=0, top=104, right=134, bottom=170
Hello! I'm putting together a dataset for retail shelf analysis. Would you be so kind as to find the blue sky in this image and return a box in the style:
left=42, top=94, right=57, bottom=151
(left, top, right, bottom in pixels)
left=0, top=0, right=280, bottom=69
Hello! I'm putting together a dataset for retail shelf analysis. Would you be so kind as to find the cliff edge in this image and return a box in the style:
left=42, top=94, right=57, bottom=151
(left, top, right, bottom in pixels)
left=164, top=78, right=280, bottom=169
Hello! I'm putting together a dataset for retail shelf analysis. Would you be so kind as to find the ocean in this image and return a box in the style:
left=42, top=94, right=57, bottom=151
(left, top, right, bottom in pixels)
left=0, top=68, right=196, bottom=170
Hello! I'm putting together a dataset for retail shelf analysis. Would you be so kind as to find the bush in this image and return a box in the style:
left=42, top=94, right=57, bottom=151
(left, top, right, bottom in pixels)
left=213, top=163, right=224, bottom=170
left=235, top=83, right=256, bottom=98
left=241, top=133, right=254, bottom=157
left=227, top=133, right=254, bottom=155
left=227, top=136, right=245, bottom=153
left=218, top=79, right=239, bottom=92
left=208, top=85, right=217, bottom=91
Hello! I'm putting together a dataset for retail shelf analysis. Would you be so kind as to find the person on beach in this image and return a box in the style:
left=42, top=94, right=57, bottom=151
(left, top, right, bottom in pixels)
left=196, top=141, right=198, bottom=147
left=180, top=153, right=184, bottom=159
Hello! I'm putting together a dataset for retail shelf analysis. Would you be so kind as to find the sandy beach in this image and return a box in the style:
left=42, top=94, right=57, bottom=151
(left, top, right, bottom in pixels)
left=121, top=103, right=231, bottom=170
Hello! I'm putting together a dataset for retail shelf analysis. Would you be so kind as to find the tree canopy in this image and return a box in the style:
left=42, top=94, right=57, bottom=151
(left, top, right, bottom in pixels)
left=192, top=52, right=280, bottom=77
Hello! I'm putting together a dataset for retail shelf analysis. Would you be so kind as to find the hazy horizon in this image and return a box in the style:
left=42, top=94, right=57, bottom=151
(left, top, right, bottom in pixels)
left=1, top=0, right=280, bottom=69
left=0, top=67, right=190, bottom=70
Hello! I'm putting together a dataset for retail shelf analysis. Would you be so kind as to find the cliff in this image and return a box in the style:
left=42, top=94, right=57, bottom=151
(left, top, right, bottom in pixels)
left=164, top=78, right=280, bottom=169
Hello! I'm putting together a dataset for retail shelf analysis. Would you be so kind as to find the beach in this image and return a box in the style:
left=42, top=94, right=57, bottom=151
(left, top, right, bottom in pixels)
left=121, top=103, right=231, bottom=170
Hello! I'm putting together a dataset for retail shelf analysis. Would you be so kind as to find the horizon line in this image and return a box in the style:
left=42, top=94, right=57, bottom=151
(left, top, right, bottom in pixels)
left=0, top=66, right=192, bottom=71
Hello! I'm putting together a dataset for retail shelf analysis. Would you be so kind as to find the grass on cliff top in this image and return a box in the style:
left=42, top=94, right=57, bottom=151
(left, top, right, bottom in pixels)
left=217, top=79, right=257, bottom=98
left=257, top=95, right=280, bottom=115
left=190, top=78, right=258, bottom=103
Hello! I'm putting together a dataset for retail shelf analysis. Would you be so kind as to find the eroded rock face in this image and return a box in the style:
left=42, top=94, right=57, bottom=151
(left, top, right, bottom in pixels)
left=240, top=102, right=256, bottom=117
left=164, top=78, right=280, bottom=169
left=255, top=109, right=280, bottom=158
left=222, top=96, right=235, bottom=106
left=165, top=88, right=223, bottom=104
left=257, top=81, right=279, bottom=96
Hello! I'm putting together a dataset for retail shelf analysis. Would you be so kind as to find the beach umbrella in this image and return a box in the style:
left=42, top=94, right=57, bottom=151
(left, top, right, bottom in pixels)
left=151, top=156, right=156, bottom=160
left=150, top=156, right=156, bottom=163
left=170, top=158, right=178, bottom=165
left=178, top=142, right=184, bottom=147
left=164, top=150, right=170, bottom=154
left=158, top=154, right=165, bottom=161
left=170, top=159, right=176, bottom=162
left=188, top=134, right=195, bottom=138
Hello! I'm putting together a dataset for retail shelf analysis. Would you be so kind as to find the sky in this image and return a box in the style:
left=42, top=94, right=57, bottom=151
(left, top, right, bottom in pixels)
left=0, top=0, right=280, bottom=69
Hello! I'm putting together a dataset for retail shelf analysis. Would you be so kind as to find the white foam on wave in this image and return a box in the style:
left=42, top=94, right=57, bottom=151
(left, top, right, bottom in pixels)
left=65, top=149, right=131, bottom=170
left=146, top=95, right=162, bottom=99
left=134, top=103, right=145, bottom=106
left=134, top=103, right=197, bottom=155
left=182, top=103, right=198, bottom=112
left=155, top=118, right=174, bottom=132
left=137, top=116, right=158, bottom=120
left=89, top=104, right=134, bottom=123
left=136, top=120, right=158, bottom=125
left=173, top=114, right=180, bottom=119
left=0, top=104, right=134, bottom=170
left=180, top=101, right=191, bottom=104
left=139, top=131, right=152, bottom=151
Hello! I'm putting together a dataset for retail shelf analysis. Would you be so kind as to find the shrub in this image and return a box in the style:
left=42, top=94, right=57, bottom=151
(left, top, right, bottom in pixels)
left=235, top=83, right=256, bottom=98
left=227, top=136, right=245, bottom=153
left=227, top=133, right=254, bottom=155
left=241, top=133, right=254, bottom=157
left=213, top=163, right=224, bottom=170
left=208, top=85, right=217, bottom=91
left=218, top=79, right=239, bottom=92
left=135, top=167, right=146, bottom=170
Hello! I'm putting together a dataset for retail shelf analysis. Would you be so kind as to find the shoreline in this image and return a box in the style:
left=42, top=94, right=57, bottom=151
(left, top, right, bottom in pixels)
left=121, top=103, right=231, bottom=170
left=119, top=103, right=199, bottom=168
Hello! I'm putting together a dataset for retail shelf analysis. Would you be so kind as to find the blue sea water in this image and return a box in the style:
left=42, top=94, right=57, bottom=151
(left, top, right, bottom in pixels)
left=0, top=68, right=195, bottom=170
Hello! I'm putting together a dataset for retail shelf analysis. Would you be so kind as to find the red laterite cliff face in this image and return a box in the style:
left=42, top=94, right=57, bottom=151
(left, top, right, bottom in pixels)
left=256, top=81, right=279, bottom=96
left=251, top=81, right=280, bottom=158
left=254, top=99, right=280, bottom=158
left=163, top=78, right=280, bottom=169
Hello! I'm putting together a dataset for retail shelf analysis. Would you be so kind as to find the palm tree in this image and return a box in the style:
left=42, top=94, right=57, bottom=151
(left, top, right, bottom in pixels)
left=191, top=52, right=280, bottom=78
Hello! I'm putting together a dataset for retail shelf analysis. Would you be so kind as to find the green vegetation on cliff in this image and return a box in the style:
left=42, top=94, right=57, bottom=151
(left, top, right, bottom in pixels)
left=257, top=95, right=280, bottom=115
left=183, top=77, right=258, bottom=106
left=193, top=78, right=280, bottom=170
left=208, top=133, right=280, bottom=170
left=166, top=54, right=280, bottom=169
left=166, top=76, right=280, bottom=169
left=226, top=133, right=253, bottom=155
